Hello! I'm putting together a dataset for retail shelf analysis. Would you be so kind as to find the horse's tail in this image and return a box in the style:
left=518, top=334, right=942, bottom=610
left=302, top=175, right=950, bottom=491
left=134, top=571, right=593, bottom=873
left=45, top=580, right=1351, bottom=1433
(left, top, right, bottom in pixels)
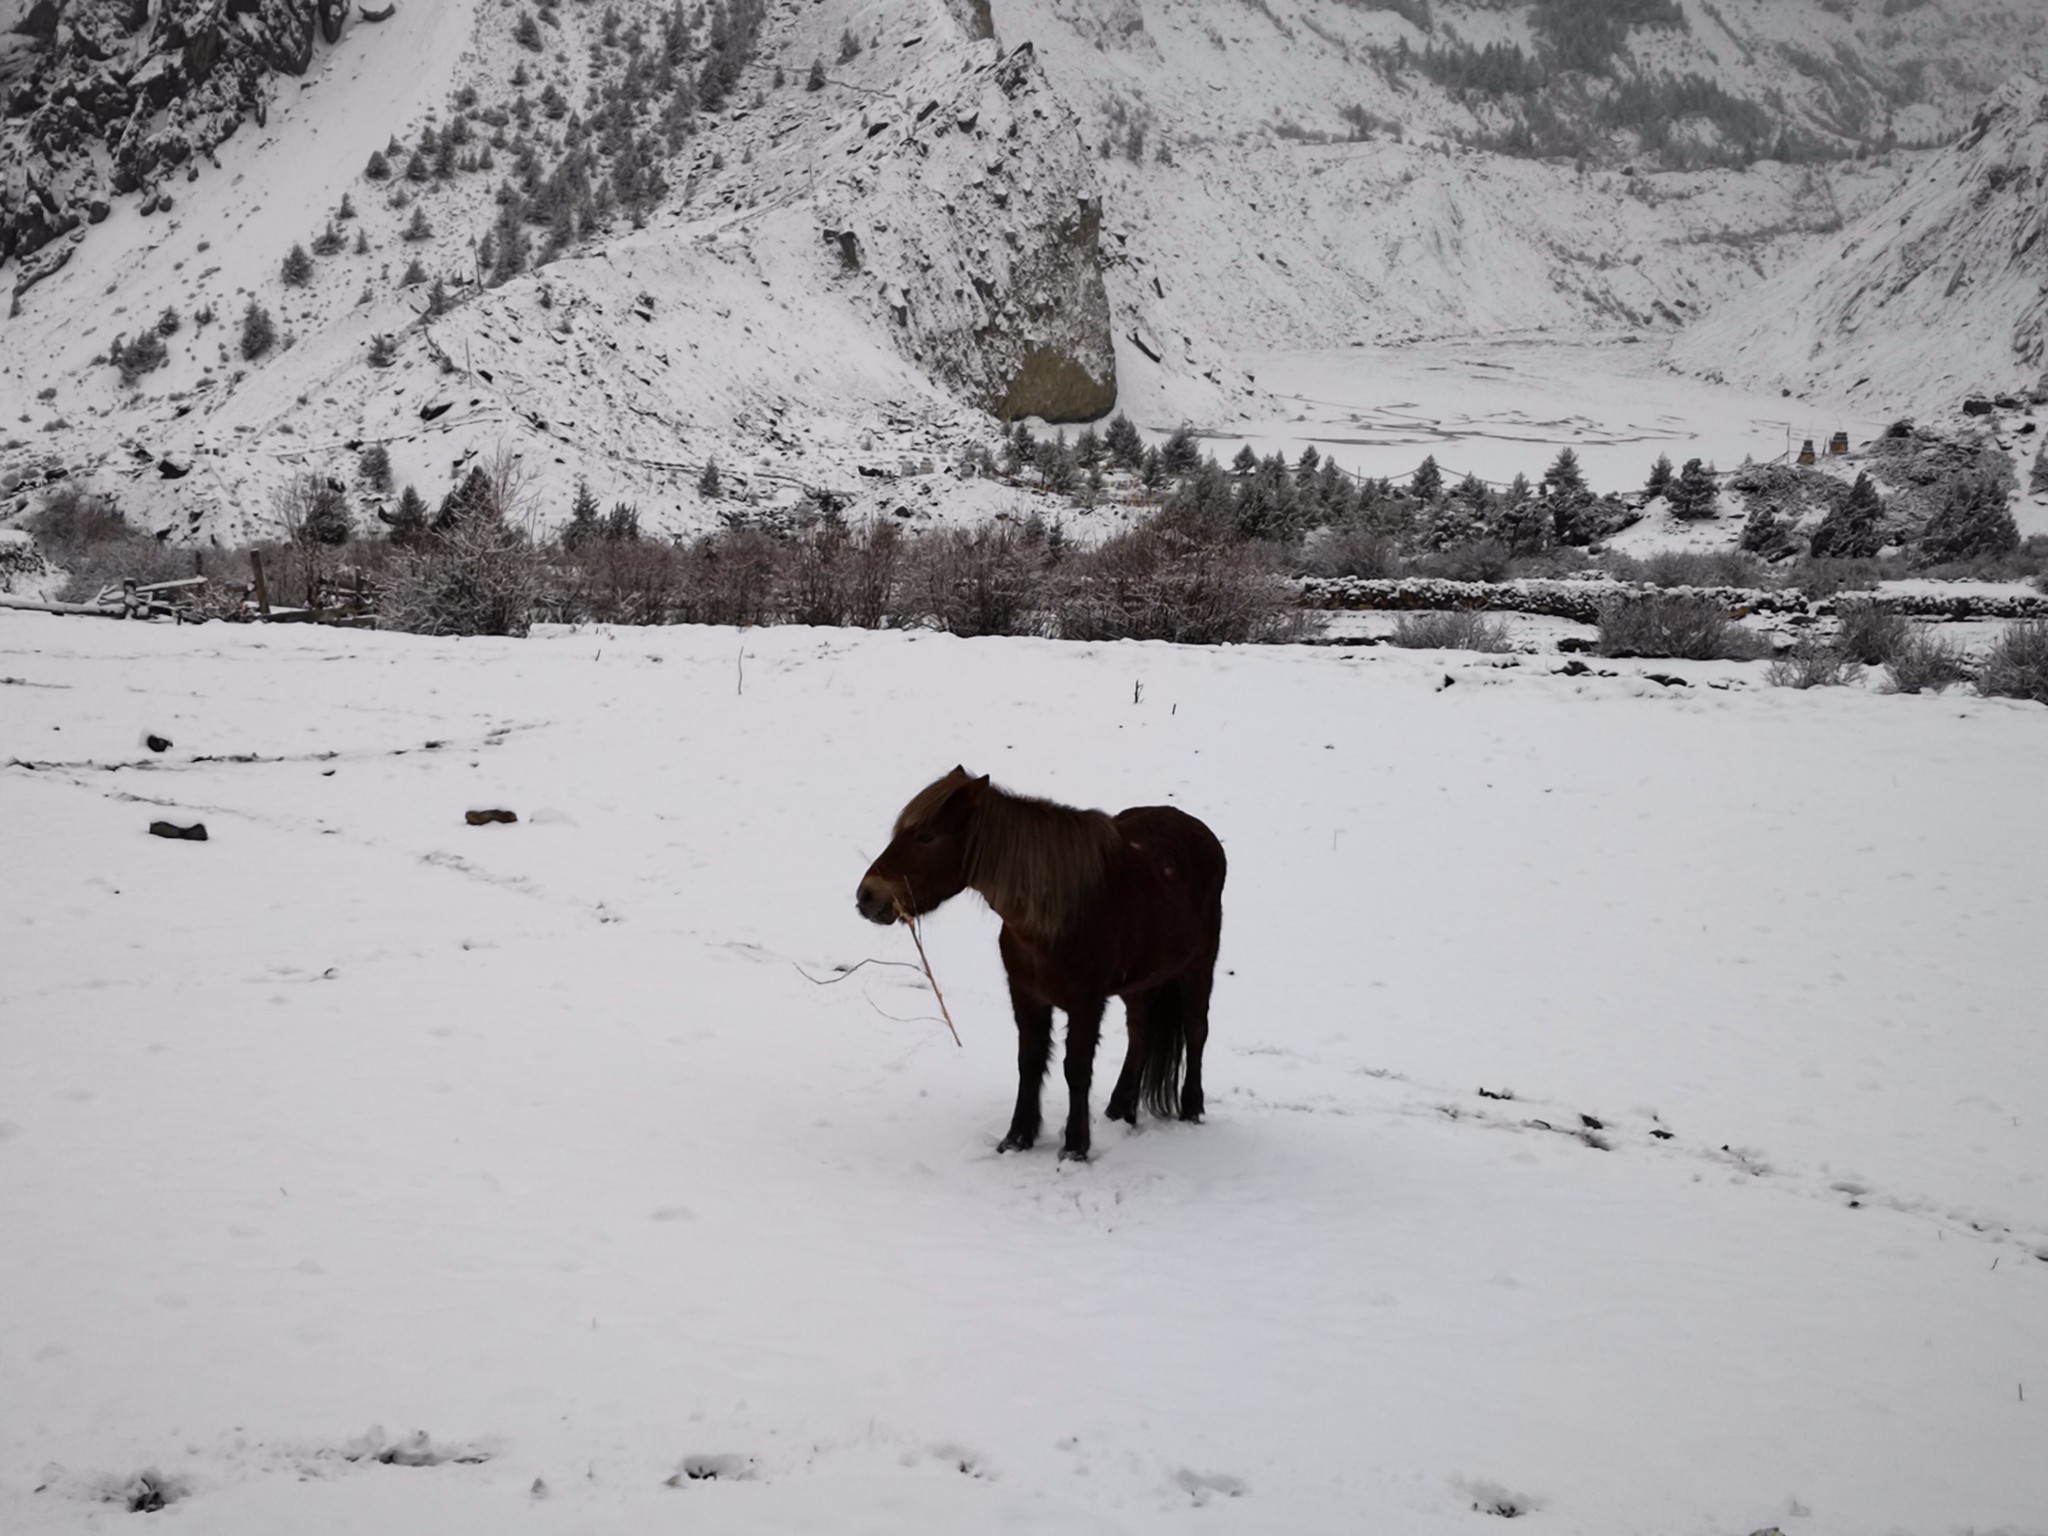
left=1141, top=980, right=1188, bottom=1120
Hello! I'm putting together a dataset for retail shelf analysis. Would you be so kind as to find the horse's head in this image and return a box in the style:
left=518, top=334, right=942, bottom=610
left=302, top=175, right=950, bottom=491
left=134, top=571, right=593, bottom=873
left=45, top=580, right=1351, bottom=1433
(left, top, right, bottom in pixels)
left=856, top=766, right=987, bottom=925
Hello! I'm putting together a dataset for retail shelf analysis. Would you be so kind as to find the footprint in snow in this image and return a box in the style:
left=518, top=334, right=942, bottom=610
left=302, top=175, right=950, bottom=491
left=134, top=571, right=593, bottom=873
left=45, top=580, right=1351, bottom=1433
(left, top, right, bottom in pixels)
left=1172, top=1468, right=1248, bottom=1504
left=666, top=1453, right=757, bottom=1483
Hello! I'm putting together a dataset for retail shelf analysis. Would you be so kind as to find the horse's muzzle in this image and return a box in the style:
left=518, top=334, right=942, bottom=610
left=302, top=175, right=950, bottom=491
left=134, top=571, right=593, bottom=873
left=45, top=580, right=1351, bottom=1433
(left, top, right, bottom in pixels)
left=855, top=879, right=899, bottom=925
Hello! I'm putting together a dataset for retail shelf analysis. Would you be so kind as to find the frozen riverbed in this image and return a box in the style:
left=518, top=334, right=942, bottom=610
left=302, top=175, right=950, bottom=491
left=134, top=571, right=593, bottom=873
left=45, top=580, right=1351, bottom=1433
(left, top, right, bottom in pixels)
left=2, top=613, right=2045, bottom=1534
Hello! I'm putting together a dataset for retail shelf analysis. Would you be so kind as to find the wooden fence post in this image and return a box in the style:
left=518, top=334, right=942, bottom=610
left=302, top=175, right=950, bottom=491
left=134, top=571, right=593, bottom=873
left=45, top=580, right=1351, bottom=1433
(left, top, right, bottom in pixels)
left=250, top=550, right=271, bottom=616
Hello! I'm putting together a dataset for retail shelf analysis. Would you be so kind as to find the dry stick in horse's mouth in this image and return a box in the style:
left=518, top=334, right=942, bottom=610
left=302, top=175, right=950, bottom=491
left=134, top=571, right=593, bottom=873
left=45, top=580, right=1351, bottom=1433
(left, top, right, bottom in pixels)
left=896, top=901, right=963, bottom=1048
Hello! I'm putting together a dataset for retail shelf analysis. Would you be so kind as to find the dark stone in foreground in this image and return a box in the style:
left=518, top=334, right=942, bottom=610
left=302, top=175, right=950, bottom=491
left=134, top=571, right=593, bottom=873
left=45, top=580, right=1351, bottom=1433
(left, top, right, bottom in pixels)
left=465, top=808, right=518, bottom=825
left=148, top=820, right=207, bottom=841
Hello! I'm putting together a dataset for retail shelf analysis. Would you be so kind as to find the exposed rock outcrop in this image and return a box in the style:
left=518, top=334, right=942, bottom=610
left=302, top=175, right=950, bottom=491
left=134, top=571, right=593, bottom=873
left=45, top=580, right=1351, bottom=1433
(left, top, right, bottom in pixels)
left=813, top=31, right=1116, bottom=422
left=2, top=0, right=328, bottom=277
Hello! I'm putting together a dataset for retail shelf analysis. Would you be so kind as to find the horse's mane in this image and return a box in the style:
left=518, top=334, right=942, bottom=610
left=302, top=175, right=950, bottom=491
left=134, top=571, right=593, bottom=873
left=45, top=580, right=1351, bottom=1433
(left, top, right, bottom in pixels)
left=897, top=774, right=1120, bottom=936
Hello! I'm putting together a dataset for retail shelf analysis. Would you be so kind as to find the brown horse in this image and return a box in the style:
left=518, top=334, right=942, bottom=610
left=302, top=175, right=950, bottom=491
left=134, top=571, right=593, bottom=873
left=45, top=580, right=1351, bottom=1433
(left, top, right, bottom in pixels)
left=856, top=768, right=1226, bottom=1161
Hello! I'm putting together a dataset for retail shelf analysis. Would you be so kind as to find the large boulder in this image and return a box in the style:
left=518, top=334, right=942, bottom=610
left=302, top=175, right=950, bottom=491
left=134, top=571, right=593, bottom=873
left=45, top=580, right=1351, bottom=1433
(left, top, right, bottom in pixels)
left=813, top=35, right=1116, bottom=423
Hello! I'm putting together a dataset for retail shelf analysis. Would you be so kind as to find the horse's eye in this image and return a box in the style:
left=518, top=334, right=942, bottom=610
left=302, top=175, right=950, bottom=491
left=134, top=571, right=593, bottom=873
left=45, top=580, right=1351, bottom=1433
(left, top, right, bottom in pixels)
left=914, top=829, right=938, bottom=846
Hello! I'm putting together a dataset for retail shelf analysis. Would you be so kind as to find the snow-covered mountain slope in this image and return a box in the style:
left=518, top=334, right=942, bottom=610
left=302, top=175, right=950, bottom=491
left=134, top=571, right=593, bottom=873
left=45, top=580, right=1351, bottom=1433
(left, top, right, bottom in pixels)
left=4, top=0, right=2047, bottom=541
left=1671, top=73, right=2048, bottom=417
left=0, top=0, right=1116, bottom=540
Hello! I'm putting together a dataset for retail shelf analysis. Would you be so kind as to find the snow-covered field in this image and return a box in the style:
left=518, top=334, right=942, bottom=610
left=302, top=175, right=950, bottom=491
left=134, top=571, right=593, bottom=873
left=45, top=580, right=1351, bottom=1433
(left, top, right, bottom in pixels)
left=4, top=612, right=2045, bottom=1533
left=1167, top=338, right=1898, bottom=494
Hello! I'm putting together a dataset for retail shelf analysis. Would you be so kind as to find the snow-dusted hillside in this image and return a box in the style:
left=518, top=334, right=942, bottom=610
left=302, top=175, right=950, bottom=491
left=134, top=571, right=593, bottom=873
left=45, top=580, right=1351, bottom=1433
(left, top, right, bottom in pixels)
left=1673, top=73, right=2048, bottom=416
left=5, top=0, right=2048, bottom=540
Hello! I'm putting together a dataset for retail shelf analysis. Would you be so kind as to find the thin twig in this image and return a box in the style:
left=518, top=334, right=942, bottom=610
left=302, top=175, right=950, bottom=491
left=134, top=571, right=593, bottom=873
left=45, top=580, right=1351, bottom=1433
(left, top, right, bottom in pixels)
left=897, top=905, right=962, bottom=1048
left=791, top=957, right=926, bottom=986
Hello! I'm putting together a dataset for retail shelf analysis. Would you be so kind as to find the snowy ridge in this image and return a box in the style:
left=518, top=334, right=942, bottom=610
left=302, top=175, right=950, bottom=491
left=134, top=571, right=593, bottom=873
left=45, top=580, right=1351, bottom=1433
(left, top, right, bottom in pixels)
left=1673, top=73, right=2048, bottom=416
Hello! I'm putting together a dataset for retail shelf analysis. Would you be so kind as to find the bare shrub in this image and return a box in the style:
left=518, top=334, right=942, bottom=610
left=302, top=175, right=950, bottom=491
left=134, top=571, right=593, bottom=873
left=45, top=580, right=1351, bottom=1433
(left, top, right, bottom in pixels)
left=1832, top=599, right=1910, bottom=665
left=678, top=528, right=779, bottom=627
left=1300, top=525, right=1402, bottom=578
left=898, top=525, right=1047, bottom=637
left=1791, top=557, right=1885, bottom=598
left=1632, top=548, right=1769, bottom=589
left=1880, top=627, right=1972, bottom=694
left=1387, top=609, right=1512, bottom=652
left=27, top=484, right=130, bottom=551
left=776, top=517, right=900, bottom=628
left=379, top=515, right=545, bottom=636
left=1412, top=537, right=1511, bottom=584
left=1766, top=640, right=1863, bottom=689
left=1051, top=524, right=1311, bottom=645
left=1596, top=593, right=1769, bottom=660
left=1975, top=619, right=2048, bottom=704
left=551, top=539, right=684, bottom=625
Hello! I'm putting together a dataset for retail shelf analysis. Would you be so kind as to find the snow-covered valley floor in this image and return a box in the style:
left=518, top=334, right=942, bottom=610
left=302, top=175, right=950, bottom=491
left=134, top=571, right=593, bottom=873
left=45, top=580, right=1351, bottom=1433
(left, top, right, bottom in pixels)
left=3, top=614, right=2045, bottom=1534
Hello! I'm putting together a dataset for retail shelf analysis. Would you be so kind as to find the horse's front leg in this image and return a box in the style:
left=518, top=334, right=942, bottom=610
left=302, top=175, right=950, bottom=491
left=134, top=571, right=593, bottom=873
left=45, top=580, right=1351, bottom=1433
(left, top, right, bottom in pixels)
left=1059, top=997, right=1107, bottom=1162
left=997, top=975, right=1053, bottom=1153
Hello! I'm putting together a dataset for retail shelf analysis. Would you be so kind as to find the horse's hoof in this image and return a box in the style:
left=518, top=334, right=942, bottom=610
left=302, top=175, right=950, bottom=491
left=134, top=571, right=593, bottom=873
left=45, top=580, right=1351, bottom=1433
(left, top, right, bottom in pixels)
left=1105, top=1102, right=1135, bottom=1125
left=996, top=1133, right=1035, bottom=1153
left=1059, top=1146, right=1090, bottom=1163
left=1179, top=1106, right=1204, bottom=1123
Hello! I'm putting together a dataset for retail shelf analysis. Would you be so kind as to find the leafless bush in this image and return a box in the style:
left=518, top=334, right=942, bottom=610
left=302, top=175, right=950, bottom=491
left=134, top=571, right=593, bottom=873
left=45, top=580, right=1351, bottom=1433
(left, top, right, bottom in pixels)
left=379, top=515, right=545, bottom=636
left=1974, top=619, right=2048, bottom=704
left=549, top=538, right=686, bottom=626
left=1832, top=600, right=1911, bottom=665
left=1050, top=524, right=1311, bottom=645
left=1597, top=593, right=1770, bottom=660
left=677, top=527, right=780, bottom=627
left=775, top=517, right=901, bottom=628
left=1879, top=627, right=1972, bottom=694
left=1412, top=538, right=1512, bottom=584
left=27, top=484, right=129, bottom=551
left=898, top=525, right=1049, bottom=637
left=1766, top=640, right=1863, bottom=689
left=1387, top=609, right=1513, bottom=652
left=1300, top=525, right=1402, bottom=578
left=1627, top=548, right=1770, bottom=589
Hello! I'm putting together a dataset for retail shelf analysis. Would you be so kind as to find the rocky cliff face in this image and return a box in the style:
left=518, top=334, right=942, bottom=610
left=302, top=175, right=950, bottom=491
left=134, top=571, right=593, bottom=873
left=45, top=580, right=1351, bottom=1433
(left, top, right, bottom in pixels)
left=1671, top=75, right=2048, bottom=415
left=1, top=0, right=340, bottom=290
left=810, top=28, right=1115, bottom=422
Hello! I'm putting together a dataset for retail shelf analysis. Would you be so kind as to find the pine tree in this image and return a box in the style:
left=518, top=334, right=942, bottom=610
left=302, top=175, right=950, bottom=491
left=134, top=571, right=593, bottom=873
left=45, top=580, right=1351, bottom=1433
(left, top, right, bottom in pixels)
left=806, top=57, right=827, bottom=90
left=401, top=256, right=428, bottom=285
left=353, top=228, right=370, bottom=256
left=311, top=220, right=345, bottom=257
left=603, top=502, right=641, bottom=542
left=1668, top=458, right=1720, bottom=521
left=1139, top=445, right=1164, bottom=489
left=367, top=333, right=399, bottom=368
left=514, top=10, right=543, bottom=51
left=1231, top=443, right=1259, bottom=475
left=1807, top=471, right=1884, bottom=560
left=239, top=299, right=276, bottom=360
left=1161, top=425, right=1200, bottom=475
left=2032, top=442, right=2048, bottom=496
left=563, top=479, right=602, bottom=548
left=365, top=149, right=391, bottom=180
left=1104, top=412, right=1143, bottom=469
left=384, top=484, right=430, bottom=545
left=281, top=242, right=314, bottom=286
left=1644, top=452, right=1674, bottom=501
left=359, top=444, right=393, bottom=490
left=434, top=467, right=499, bottom=532
left=405, top=151, right=430, bottom=184
left=1411, top=454, right=1443, bottom=502
left=300, top=483, right=353, bottom=546
left=338, top=192, right=357, bottom=220
left=1545, top=447, right=1586, bottom=498
left=427, top=275, right=451, bottom=316
left=698, top=458, right=721, bottom=498
left=1917, top=472, right=2019, bottom=565
left=402, top=206, right=433, bottom=242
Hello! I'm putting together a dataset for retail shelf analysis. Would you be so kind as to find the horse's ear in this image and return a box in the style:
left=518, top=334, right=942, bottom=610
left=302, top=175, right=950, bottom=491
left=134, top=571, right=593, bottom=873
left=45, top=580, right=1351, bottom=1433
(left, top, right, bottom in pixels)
left=950, top=764, right=969, bottom=779
left=975, top=774, right=990, bottom=786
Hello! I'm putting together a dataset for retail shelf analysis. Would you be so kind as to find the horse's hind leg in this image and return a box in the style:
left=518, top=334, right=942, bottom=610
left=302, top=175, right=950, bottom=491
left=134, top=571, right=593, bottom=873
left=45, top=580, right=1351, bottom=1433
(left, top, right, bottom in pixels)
left=998, top=978, right=1053, bottom=1153
left=1059, top=997, right=1107, bottom=1162
left=1103, top=991, right=1150, bottom=1126
left=1179, top=968, right=1213, bottom=1122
